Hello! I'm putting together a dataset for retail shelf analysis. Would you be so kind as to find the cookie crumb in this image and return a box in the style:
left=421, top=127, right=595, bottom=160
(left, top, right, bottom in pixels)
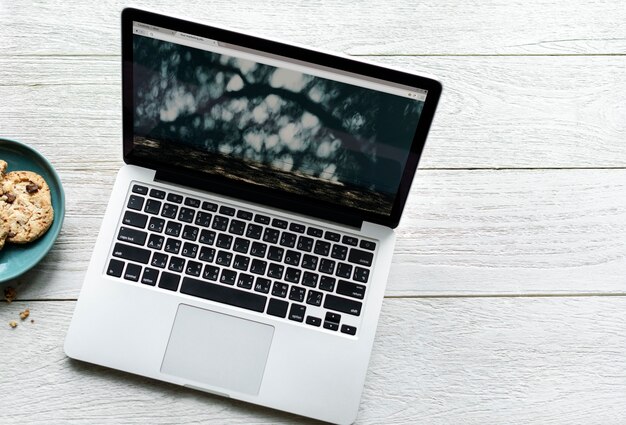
left=4, top=286, right=17, bottom=303
left=4, top=192, right=16, bottom=203
left=31, top=319, right=34, bottom=324
left=19, top=308, right=30, bottom=320
left=26, top=182, right=40, bottom=194
left=9, top=320, right=17, bottom=328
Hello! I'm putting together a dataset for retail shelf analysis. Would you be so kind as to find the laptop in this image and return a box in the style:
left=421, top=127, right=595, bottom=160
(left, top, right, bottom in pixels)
left=65, top=8, right=441, bottom=424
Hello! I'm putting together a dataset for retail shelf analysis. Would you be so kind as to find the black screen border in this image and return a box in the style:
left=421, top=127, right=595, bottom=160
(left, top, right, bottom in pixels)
left=121, top=8, right=441, bottom=228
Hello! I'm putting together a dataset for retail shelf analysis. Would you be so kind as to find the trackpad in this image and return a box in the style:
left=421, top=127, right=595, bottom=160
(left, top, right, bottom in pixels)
left=161, top=304, right=274, bottom=395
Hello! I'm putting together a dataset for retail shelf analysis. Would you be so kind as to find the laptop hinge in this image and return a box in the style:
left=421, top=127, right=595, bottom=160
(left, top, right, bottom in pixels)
left=154, top=169, right=364, bottom=230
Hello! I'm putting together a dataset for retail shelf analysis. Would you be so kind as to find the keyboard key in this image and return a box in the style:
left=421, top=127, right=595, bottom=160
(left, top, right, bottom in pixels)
left=182, top=225, right=199, bottom=241
left=122, top=211, right=148, bottom=229
left=168, top=256, right=185, bottom=273
left=319, top=258, right=336, bottom=275
left=306, top=290, right=323, bottom=306
left=236, top=210, right=253, bottom=220
left=148, top=216, right=165, bottom=233
left=199, top=229, right=216, bottom=245
left=233, top=254, right=250, bottom=271
left=254, top=277, right=271, bottom=293
left=267, top=246, right=284, bottom=262
left=250, top=241, right=267, bottom=258
left=319, top=276, right=336, bottom=292
left=185, top=260, right=202, bottom=277
left=195, top=211, right=212, bottom=227
left=147, top=234, right=164, bottom=250
left=341, top=324, right=357, bottom=335
left=144, top=199, right=162, bottom=215
left=117, top=226, right=147, bottom=246
left=229, top=219, right=246, bottom=235
left=181, top=277, right=267, bottom=313
left=284, top=250, right=301, bottom=266
left=325, top=312, right=341, bottom=323
left=164, top=221, right=182, bottom=237
left=337, top=280, right=366, bottom=299
left=127, top=195, right=144, bottom=211
left=151, top=252, right=168, bottom=268
left=250, top=259, right=267, bottom=275
left=267, top=298, right=289, bottom=318
left=203, top=264, right=219, bottom=281
left=254, top=214, right=270, bottom=224
left=267, top=263, right=284, bottom=279
left=348, top=248, right=373, bottom=267
left=271, top=282, right=288, bottom=298
left=202, top=201, right=217, bottom=212
left=220, top=269, right=237, bottom=285
left=167, top=193, right=183, bottom=203
left=181, top=242, right=198, bottom=258
left=323, top=321, right=339, bottom=331
left=288, top=304, right=306, bottom=322
left=297, top=236, right=314, bottom=252
left=237, top=273, right=254, bottom=289
left=359, top=240, right=377, bottom=251
left=324, top=294, right=362, bottom=316
left=307, top=227, right=323, bottom=238
left=212, top=215, right=229, bottom=231
left=161, top=203, right=178, bottom=218
left=164, top=238, right=181, bottom=254
left=233, top=237, right=250, bottom=253
left=246, top=223, right=263, bottom=239
left=279, top=232, right=297, bottom=248
left=331, top=244, right=348, bottom=260
left=216, top=233, right=233, bottom=249
left=289, top=223, right=305, bottom=233
left=336, top=262, right=353, bottom=279
left=305, top=316, right=321, bottom=327
left=353, top=266, right=370, bottom=283
left=219, top=205, right=235, bottom=216
left=215, top=250, right=232, bottom=267
left=178, top=207, right=195, bottom=223
left=289, top=286, right=305, bottom=303
left=284, top=267, right=301, bottom=283
left=112, top=242, right=150, bottom=264
left=263, top=228, right=279, bottom=244
left=301, top=254, right=318, bottom=270
left=199, top=246, right=215, bottom=263
left=124, top=263, right=141, bottom=282
left=106, top=259, right=125, bottom=277
left=159, top=272, right=180, bottom=291
left=132, top=184, right=148, bottom=195
left=271, top=218, right=288, bottom=229
left=141, top=267, right=159, bottom=286
left=342, top=235, right=358, bottom=246
left=324, top=231, right=341, bottom=242
left=149, top=188, right=165, bottom=199
left=184, top=197, right=201, bottom=208
left=314, top=240, right=330, bottom=256
left=302, top=272, right=319, bottom=288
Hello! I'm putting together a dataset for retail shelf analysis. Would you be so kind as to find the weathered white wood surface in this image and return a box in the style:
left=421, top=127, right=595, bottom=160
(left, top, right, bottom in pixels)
left=1, top=0, right=625, bottom=423
left=2, top=299, right=626, bottom=424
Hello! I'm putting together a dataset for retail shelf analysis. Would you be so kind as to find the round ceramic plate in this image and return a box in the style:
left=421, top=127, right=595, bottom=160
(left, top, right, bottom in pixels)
left=0, top=138, right=65, bottom=283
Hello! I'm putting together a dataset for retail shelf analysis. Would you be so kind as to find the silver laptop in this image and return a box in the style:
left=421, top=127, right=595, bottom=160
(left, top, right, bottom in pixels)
left=65, top=8, right=441, bottom=424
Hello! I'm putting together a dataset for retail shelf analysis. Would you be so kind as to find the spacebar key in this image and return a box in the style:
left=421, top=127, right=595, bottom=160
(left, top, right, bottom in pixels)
left=181, top=277, right=267, bottom=313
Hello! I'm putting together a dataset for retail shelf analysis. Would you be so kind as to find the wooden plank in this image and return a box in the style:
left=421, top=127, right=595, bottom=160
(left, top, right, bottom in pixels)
left=1, top=56, right=625, bottom=169
left=1, top=298, right=625, bottom=423
left=5, top=169, right=625, bottom=300
left=1, top=0, right=625, bottom=55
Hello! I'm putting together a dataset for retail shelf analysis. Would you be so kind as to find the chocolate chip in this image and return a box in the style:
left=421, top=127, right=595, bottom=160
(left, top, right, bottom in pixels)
left=26, top=182, right=39, bottom=194
left=7, top=231, right=16, bottom=238
left=5, top=192, right=16, bottom=203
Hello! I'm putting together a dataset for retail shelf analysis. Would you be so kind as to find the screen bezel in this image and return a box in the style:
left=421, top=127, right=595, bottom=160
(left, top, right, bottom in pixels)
left=121, top=8, right=441, bottom=228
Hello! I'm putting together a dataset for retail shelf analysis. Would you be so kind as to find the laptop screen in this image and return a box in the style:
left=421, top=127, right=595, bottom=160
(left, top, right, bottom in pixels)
left=126, top=17, right=438, bottom=227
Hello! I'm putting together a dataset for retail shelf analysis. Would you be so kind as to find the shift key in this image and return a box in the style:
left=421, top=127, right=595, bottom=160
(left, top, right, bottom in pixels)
left=112, top=242, right=151, bottom=264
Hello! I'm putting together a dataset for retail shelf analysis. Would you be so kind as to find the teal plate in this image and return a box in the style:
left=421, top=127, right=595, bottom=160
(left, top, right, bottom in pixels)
left=0, top=138, right=65, bottom=283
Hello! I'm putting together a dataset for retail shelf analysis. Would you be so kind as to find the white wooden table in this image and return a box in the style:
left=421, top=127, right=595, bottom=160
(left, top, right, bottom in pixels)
left=1, top=1, right=625, bottom=423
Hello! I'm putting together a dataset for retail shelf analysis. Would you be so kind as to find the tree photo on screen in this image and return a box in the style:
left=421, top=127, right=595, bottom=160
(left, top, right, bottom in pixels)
left=132, top=36, right=424, bottom=215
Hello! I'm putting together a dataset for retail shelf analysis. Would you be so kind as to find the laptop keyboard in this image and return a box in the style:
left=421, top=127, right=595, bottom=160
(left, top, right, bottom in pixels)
left=105, top=182, right=377, bottom=337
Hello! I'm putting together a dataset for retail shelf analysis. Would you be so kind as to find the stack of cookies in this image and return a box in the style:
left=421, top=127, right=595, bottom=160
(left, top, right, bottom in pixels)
left=0, top=160, right=54, bottom=249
